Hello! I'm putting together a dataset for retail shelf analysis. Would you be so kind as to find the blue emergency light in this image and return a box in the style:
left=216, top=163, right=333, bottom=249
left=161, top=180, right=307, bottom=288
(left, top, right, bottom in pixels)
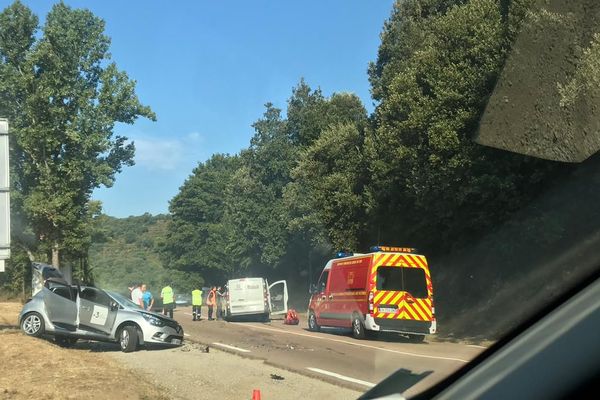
left=336, top=251, right=354, bottom=258
left=370, top=245, right=418, bottom=253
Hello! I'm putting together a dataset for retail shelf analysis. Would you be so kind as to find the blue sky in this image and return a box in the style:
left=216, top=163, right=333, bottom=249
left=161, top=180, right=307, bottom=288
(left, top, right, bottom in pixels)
left=10, top=1, right=395, bottom=217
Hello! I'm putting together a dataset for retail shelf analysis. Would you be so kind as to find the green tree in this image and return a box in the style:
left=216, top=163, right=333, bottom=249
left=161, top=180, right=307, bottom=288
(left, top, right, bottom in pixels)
left=285, top=122, right=370, bottom=250
left=287, top=79, right=368, bottom=147
left=0, top=1, right=155, bottom=269
left=286, top=79, right=329, bottom=146
left=226, top=104, right=295, bottom=269
left=368, top=0, right=463, bottom=103
left=162, top=154, right=239, bottom=283
left=367, top=0, right=557, bottom=252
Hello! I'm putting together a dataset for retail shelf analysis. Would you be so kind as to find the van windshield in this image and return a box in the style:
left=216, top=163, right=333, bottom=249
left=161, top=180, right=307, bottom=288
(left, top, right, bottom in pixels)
left=376, top=266, right=428, bottom=298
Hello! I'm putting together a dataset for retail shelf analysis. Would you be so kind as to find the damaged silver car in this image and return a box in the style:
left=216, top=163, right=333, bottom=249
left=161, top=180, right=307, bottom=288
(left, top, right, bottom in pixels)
left=19, top=264, right=184, bottom=352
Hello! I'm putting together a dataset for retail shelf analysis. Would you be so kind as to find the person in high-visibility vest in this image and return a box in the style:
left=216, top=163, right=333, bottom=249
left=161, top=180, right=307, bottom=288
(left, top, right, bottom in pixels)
left=161, top=284, right=175, bottom=318
left=191, top=288, right=203, bottom=321
left=216, top=286, right=224, bottom=320
left=207, top=286, right=217, bottom=320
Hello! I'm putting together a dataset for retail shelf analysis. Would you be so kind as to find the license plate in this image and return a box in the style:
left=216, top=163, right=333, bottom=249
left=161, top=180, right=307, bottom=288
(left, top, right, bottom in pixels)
left=171, top=338, right=182, bottom=345
left=379, top=307, right=397, bottom=314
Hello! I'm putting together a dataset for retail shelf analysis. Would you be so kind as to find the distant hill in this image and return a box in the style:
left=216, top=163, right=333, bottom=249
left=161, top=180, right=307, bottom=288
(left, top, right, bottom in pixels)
left=89, top=213, right=171, bottom=293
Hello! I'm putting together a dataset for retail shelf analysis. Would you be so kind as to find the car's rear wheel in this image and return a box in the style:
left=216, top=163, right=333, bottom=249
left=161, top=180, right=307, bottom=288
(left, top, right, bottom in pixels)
left=21, top=312, right=44, bottom=337
left=308, top=310, right=320, bottom=332
left=352, top=314, right=366, bottom=339
left=407, top=334, right=426, bottom=343
left=119, top=325, right=138, bottom=353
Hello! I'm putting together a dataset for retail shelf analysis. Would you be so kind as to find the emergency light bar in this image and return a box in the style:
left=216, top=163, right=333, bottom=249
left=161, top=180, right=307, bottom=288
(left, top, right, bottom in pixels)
left=369, top=246, right=418, bottom=253
left=336, top=251, right=354, bottom=258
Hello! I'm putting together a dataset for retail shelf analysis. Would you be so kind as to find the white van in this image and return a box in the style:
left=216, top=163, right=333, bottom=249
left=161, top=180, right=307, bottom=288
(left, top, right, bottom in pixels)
left=225, top=278, right=288, bottom=321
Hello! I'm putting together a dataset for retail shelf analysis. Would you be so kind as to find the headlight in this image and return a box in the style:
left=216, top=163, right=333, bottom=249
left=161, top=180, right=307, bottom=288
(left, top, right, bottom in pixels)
left=141, top=313, right=166, bottom=327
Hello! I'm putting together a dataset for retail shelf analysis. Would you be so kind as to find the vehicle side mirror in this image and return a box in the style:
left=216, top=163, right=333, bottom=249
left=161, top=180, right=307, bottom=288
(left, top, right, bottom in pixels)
left=110, top=301, right=119, bottom=311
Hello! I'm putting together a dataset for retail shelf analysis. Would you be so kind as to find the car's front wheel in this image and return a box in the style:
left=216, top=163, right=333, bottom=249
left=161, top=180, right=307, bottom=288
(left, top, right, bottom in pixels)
left=119, top=325, right=139, bottom=353
left=21, top=312, right=44, bottom=337
left=308, top=310, right=320, bottom=332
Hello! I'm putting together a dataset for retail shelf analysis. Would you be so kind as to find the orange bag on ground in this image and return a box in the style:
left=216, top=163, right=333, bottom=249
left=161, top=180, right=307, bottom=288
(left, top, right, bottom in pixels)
left=284, top=309, right=299, bottom=325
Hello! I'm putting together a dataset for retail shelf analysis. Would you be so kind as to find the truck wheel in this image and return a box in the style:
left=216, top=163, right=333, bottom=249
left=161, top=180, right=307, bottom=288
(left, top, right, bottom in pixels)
left=407, top=334, right=425, bottom=343
left=352, top=314, right=365, bottom=339
left=308, top=311, right=320, bottom=332
left=119, top=325, right=139, bottom=352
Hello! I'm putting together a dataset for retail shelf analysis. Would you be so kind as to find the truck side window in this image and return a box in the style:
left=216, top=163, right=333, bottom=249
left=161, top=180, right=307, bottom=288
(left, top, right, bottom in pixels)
left=318, top=271, right=329, bottom=292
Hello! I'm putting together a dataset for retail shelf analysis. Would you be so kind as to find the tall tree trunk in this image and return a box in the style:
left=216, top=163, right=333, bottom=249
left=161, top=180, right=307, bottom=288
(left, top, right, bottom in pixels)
left=52, top=243, right=60, bottom=269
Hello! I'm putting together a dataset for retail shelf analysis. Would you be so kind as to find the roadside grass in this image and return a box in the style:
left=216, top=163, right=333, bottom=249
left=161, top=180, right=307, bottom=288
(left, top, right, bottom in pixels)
left=0, top=302, right=170, bottom=400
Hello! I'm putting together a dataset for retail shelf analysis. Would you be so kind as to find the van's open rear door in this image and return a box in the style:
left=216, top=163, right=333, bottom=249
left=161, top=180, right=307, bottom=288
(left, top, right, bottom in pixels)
left=268, top=280, right=288, bottom=316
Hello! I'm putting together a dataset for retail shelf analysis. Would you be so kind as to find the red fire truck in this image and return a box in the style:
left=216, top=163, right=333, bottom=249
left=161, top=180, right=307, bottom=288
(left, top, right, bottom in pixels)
left=307, top=246, right=436, bottom=341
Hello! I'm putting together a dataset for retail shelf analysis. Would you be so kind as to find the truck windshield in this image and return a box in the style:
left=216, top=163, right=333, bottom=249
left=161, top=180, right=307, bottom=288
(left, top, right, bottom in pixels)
left=376, top=266, right=428, bottom=298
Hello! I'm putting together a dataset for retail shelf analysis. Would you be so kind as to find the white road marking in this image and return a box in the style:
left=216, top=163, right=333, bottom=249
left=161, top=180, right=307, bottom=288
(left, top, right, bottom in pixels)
left=184, top=333, right=190, bottom=337
left=232, top=323, right=469, bottom=363
left=307, top=367, right=376, bottom=388
left=467, top=344, right=487, bottom=349
left=212, top=342, right=251, bottom=353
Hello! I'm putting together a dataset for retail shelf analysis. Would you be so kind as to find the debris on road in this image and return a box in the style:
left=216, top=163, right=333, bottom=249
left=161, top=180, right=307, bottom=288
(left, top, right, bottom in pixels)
left=109, top=338, right=361, bottom=399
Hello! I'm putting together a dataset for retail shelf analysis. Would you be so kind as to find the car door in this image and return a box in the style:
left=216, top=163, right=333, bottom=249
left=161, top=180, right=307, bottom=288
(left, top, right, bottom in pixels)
left=268, top=280, right=288, bottom=316
left=313, top=270, right=334, bottom=326
left=43, top=281, right=78, bottom=329
left=78, top=287, right=118, bottom=335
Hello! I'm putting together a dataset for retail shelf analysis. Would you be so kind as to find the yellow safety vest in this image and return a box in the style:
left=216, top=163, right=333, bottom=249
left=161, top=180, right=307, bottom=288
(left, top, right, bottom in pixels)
left=192, top=289, right=203, bottom=306
left=161, top=286, right=174, bottom=304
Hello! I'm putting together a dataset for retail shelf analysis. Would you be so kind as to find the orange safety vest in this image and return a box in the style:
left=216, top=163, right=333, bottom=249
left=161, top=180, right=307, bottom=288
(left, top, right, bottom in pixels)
left=207, top=290, right=216, bottom=306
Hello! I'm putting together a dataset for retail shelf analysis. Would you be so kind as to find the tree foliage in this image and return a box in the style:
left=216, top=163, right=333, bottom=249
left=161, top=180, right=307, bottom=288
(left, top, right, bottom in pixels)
left=159, top=0, right=560, bottom=290
left=366, top=0, right=558, bottom=251
left=88, top=213, right=203, bottom=295
left=0, top=1, right=154, bottom=271
left=2, top=0, right=566, bottom=314
left=162, top=154, right=239, bottom=282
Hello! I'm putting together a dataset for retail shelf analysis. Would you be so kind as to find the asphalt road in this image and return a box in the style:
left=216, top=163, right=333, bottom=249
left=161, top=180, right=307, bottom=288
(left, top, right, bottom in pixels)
left=170, top=306, right=486, bottom=395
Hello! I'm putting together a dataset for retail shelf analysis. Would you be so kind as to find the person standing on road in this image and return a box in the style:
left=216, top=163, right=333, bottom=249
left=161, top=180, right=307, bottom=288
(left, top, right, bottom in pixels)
left=191, top=287, right=203, bottom=321
left=142, top=284, right=154, bottom=311
left=216, top=286, right=224, bottom=320
left=130, top=283, right=143, bottom=308
left=207, top=286, right=216, bottom=320
left=161, top=283, right=175, bottom=318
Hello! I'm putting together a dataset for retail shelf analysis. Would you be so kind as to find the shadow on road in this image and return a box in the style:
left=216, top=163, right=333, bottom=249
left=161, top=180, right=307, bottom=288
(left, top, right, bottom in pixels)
left=300, top=327, right=430, bottom=344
